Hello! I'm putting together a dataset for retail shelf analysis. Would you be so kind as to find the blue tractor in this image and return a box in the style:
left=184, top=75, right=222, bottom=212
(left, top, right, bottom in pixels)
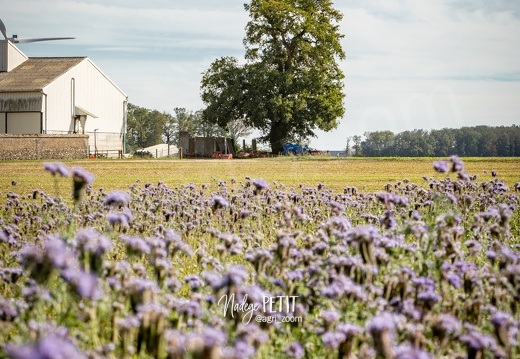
left=282, top=143, right=311, bottom=155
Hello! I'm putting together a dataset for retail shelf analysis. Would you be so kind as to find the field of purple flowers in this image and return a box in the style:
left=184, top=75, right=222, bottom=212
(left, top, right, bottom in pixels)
left=1, top=156, right=519, bottom=359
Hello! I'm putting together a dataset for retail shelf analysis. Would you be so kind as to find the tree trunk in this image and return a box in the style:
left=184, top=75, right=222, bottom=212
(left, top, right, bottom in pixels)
left=268, top=120, right=287, bottom=154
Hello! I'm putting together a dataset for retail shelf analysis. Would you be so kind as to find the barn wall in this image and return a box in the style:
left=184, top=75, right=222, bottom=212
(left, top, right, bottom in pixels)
left=44, top=59, right=127, bottom=152
left=0, top=134, right=88, bottom=160
left=0, top=113, right=5, bottom=133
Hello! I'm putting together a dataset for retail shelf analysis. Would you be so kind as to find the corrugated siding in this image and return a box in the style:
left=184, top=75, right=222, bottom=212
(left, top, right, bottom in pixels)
left=0, top=92, right=42, bottom=112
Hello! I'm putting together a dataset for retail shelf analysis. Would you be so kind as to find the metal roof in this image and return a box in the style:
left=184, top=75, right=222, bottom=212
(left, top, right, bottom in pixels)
left=0, top=57, right=86, bottom=92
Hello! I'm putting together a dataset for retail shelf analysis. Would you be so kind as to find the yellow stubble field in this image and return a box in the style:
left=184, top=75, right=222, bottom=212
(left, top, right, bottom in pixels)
left=1, top=157, right=518, bottom=197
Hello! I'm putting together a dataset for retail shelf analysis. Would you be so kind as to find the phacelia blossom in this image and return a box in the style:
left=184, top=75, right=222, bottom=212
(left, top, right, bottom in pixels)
left=252, top=178, right=269, bottom=191
left=43, top=162, right=70, bottom=177
left=283, top=341, right=305, bottom=359
left=72, top=167, right=95, bottom=202
left=60, top=268, right=102, bottom=300
left=6, top=333, right=85, bottom=359
left=433, top=161, right=449, bottom=173
left=450, top=155, right=464, bottom=172
left=211, top=195, right=229, bottom=211
left=104, top=190, right=131, bottom=207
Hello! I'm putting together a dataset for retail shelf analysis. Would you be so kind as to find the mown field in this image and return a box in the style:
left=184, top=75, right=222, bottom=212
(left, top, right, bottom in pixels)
left=1, top=157, right=519, bottom=196
left=1, top=156, right=519, bottom=359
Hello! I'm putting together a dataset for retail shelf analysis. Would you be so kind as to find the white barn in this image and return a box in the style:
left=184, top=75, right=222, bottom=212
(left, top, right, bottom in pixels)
left=0, top=40, right=127, bottom=157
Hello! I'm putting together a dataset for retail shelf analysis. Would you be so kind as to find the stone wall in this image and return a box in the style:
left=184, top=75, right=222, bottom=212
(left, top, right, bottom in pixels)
left=0, top=134, right=89, bottom=160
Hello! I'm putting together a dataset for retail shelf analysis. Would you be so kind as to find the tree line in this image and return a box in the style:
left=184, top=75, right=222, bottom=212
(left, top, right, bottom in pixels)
left=349, top=125, right=520, bottom=157
left=125, top=104, right=251, bottom=153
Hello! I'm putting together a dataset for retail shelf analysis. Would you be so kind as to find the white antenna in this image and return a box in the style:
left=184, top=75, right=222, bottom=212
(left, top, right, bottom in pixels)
left=0, top=18, right=74, bottom=44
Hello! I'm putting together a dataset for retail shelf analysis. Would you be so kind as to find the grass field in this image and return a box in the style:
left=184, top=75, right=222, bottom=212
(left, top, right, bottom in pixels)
left=1, top=157, right=519, bottom=197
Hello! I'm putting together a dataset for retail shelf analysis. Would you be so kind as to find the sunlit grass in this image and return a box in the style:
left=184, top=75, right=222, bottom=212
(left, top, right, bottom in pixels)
left=1, top=158, right=519, bottom=198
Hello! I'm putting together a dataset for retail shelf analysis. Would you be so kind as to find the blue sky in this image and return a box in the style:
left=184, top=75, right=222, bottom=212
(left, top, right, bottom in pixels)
left=1, top=0, right=519, bottom=150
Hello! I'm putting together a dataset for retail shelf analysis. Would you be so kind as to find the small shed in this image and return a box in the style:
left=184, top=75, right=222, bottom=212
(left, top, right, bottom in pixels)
left=178, top=131, right=236, bottom=158
left=0, top=40, right=127, bottom=158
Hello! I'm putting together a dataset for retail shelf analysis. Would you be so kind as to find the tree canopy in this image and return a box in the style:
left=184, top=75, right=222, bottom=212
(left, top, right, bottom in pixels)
left=201, top=0, right=346, bottom=153
left=126, top=103, right=167, bottom=151
left=352, top=125, right=520, bottom=157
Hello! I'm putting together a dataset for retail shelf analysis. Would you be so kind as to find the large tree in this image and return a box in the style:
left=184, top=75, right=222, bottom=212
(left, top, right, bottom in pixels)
left=201, top=0, right=345, bottom=153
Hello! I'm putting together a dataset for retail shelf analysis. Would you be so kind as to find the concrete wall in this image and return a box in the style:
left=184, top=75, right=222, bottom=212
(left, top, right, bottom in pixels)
left=0, top=134, right=89, bottom=160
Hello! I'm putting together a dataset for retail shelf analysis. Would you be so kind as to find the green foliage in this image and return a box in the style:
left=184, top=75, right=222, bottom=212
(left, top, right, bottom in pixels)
left=357, top=125, right=520, bottom=157
left=126, top=103, right=168, bottom=152
left=201, top=0, right=346, bottom=153
left=128, top=104, right=245, bottom=152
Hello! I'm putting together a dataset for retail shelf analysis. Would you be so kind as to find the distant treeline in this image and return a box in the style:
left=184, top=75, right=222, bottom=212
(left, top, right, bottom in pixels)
left=348, top=125, right=520, bottom=157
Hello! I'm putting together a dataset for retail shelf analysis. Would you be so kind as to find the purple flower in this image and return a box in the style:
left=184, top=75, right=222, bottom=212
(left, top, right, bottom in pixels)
left=202, top=327, right=227, bottom=346
left=72, top=167, right=94, bottom=202
left=283, top=341, right=305, bottom=359
left=6, top=333, right=85, bottom=359
left=72, top=167, right=94, bottom=184
left=368, top=312, right=396, bottom=333
left=490, top=311, right=511, bottom=327
left=320, top=309, right=340, bottom=325
left=348, top=225, right=380, bottom=243
left=417, top=290, right=440, bottom=309
left=75, top=228, right=113, bottom=256
left=185, top=274, right=205, bottom=291
left=104, top=190, right=130, bottom=207
left=460, top=330, right=496, bottom=350
left=394, top=344, right=432, bottom=359
left=434, top=313, right=461, bottom=335
left=60, top=269, right=102, bottom=300
left=120, top=235, right=150, bottom=255
left=226, top=265, right=248, bottom=286
left=321, top=331, right=346, bottom=349
left=337, top=323, right=362, bottom=337
left=458, top=171, right=470, bottom=181
left=433, top=161, right=449, bottom=173
left=252, top=178, right=269, bottom=192
left=45, top=236, right=73, bottom=269
left=233, top=340, right=256, bottom=358
left=0, top=267, right=23, bottom=283
left=107, top=209, right=134, bottom=227
left=450, top=155, right=464, bottom=172
left=43, top=162, right=70, bottom=177
left=0, top=297, right=18, bottom=321
left=211, top=195, right=229, bottom=210
left=445, top=273, right=462, bottom=289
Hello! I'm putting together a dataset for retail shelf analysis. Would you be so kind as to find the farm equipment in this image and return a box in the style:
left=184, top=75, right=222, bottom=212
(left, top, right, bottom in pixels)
left=282, top=143, right=311, bottom=155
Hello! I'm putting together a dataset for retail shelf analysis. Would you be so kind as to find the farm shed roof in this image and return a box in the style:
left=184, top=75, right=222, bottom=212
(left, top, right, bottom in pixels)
left=0, top=57, right=85, bottom=93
